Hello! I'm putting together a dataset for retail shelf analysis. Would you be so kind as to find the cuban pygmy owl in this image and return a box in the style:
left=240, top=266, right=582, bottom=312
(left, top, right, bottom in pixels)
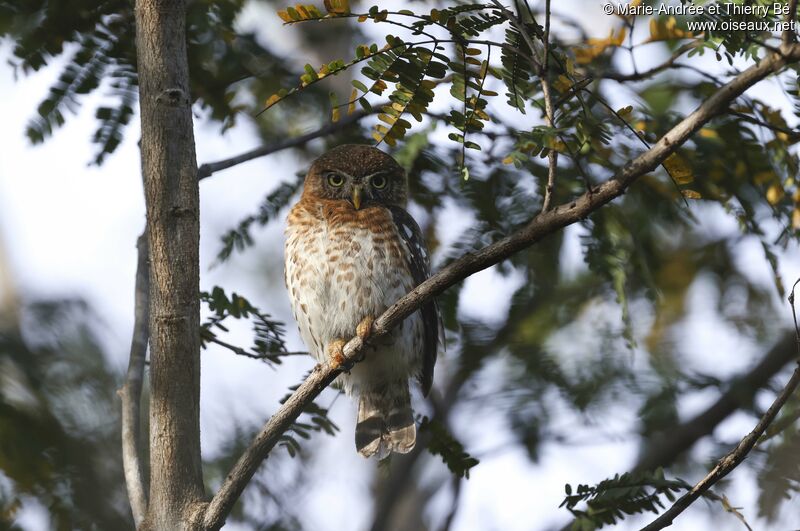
left=284, top=144, right=441, bottom=458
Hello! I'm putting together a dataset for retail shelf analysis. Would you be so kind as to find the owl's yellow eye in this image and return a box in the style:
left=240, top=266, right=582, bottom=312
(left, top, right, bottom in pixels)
left=326, top=173, right=344, bottom=187
left=371, top=174, right=388, bottom=189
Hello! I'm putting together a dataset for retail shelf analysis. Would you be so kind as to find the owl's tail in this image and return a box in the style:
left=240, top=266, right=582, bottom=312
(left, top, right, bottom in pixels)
left=355, top=383, right=416, bottom=459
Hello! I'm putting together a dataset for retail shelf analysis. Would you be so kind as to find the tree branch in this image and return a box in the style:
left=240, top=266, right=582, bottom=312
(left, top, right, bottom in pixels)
left=198, top=43, right=800, bottom=530
left=641, top=362, right=800, bottom=531
left=196, top=110, right=373, bottom=180
left=560, top=332, right=797, bottom=531
left=641, top=279, right=800, bottom=530
left=118, top=231, right=150, bottom=526
left=634, top=332, right=798, bottom=473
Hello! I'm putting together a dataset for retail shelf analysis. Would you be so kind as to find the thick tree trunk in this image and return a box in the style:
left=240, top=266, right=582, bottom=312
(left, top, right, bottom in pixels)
left=135, top=0, right=204, bottom=528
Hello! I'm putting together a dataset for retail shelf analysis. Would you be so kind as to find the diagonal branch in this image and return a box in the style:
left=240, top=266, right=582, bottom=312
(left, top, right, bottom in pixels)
left=634, top=332, right=797, bottom=473
left=560, top=332, right=797, bottom=531
left=117, top=231, right=150, bottom=526
left=199, top=43, right=800, bottom=530
left=641, top=363, right=800, bottom=531
left=641, top=278, right=800, bottom=531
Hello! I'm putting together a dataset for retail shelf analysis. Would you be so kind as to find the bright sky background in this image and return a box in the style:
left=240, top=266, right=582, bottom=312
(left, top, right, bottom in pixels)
left=1, top=1, right=799, bottom=530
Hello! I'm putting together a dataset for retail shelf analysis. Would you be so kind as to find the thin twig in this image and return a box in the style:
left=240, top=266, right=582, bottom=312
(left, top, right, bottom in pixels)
left=600, top=41, right=700, bottom=82
left=197, top=110, right=373, bottom=180
left=641, top=278, right=800, bottom=531
left=199, top=43, right=800, bottom=531
left=729, top=110, right=800, bottom=138
left=206, top=335, right=307, bottom=361
left=540, top=0, right=557, bottom=212
left=439, top=475, right=464, bottom=531
left=118, top=231, right=149, bottom=526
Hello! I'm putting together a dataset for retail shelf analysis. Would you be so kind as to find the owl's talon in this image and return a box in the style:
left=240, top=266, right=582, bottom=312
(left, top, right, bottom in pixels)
left=356, top=315, right=375, bottom=342
left=327, top=339, right=347, bottom=370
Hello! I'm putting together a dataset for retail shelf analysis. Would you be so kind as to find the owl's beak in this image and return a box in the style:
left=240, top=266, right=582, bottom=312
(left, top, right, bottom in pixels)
left=351, top=185, right=363, bottom=210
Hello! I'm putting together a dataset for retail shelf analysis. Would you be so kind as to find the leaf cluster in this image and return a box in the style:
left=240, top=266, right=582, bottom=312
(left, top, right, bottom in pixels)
left=420, top=417, right=479, bottom=479
left=200, top=286, right=291, bottom=365
left=277, top=385, right=340, bottom=458
left=560, top=469, right=690, bottom=529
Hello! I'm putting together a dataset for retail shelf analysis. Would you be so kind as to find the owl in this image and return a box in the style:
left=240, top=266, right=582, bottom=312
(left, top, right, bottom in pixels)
left=284, top=144, right=441, bottom=459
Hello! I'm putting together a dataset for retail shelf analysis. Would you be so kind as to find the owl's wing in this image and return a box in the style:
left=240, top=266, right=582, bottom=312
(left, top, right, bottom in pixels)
left=387, top=205, right=443, bottom=396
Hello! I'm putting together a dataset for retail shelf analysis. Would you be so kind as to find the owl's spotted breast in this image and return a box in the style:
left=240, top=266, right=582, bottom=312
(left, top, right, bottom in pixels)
left=285, top=198, right=423, bottom=394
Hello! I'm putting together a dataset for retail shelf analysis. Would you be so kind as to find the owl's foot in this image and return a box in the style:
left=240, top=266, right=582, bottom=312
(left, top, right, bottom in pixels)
left=356, top=315, right=375, bottom=342
left=326, top=339, right=347, bottom=370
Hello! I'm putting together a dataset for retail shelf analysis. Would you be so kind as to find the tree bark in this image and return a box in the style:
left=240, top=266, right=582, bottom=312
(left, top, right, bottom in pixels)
left=135, top=0, right=204, bottom=528
left=119, top=232, right=150, bottom=526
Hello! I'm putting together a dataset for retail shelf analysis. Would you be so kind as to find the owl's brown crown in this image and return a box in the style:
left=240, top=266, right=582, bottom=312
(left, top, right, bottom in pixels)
left=303, top=144, right=408, bottom=207
left=310, top=144, right=402, bottom=177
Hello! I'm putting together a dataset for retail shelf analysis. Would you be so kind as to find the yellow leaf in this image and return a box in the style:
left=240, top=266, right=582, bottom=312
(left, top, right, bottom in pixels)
left=277, top=10, right=293, bottom=22
left=574, top=28, right=627, bottom=64
left=265, top=94, right=281, bottom=107
left=565, top=57, right=575, bottom=76
left=358, top=14, right=367, bottom=22
left=663, top=153, right=693, bottom=184
left=323, top=0, right=350, bottom=15
left=793, top=189, right=800, bottom=203
left=766, top=184, right=784, bottom=205
left=682, top=189, right=701, bottom=199
left=648, top=16, right=693, bottom=42
left=348, top=89, right=357, bottom=115
left=793, top=208, right=800, bottom=229
left=754, top=171, right=776, bottom=185
left=553, top=75, right=573, bottom=92
left=502, top=156, right=514, bottom=165
left=371, top=79, right=387, bottom=94
left=331, top=106, right=340, bottom=123
left=698, top=128, right=718, bottom=139
left=617, top=105, right=633, bottom=118
left=465, top=47, right=482, bottom=55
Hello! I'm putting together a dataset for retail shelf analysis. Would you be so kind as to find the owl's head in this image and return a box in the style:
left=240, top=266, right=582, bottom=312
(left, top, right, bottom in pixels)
left=303, top=144, right=408, bottom=209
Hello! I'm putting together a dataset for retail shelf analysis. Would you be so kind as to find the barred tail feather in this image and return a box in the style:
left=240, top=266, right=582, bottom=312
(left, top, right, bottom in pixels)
left=355, top=384, right=416, bottom=459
